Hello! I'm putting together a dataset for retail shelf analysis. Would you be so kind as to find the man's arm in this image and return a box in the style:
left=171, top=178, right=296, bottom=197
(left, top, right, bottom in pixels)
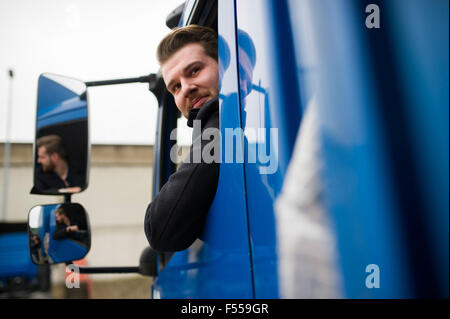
left=145, top=97, right=220, bottom=252
left=144, top=160, right=219, bottom=252
left=52, top=224, right=68, bottom=240
left=31, top=169, right=64, bottom=194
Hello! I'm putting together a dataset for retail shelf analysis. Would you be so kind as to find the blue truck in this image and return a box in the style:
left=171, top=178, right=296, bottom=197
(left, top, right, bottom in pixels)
left=28, top=0, right=448, bottom=299
left=0, top=223, right=50, bottom=298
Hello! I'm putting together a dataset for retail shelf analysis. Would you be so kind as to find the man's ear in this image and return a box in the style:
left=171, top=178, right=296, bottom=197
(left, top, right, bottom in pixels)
left=50, top=152, right=59, bottom=162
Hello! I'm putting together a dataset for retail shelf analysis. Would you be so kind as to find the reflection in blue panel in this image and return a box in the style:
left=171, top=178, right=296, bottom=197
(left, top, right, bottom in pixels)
left=288, top=0, right=448, bottom=298
left=301, top=0, right=413, bottom=298
left=38, top=76, right=79, bottom=113
left=386, top=0, right=449, bottom=297
left=37, top=76, right=87, bottom=130
left=235, top=0, right=304, bottom=298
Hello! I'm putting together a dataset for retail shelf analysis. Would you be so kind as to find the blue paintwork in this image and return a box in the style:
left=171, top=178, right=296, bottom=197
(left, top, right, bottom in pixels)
left=235, top=0, right=305, bottom=298
left=287, top=0, right=449, bottom=298
left=48, top=207, right=88, bottom=263
left=37, top=75, right=87, bottom=130
left=299, top=0, right=413, bottom=298
left=0, top=233, right=37, bottom=282
left=386, top=0, right=449, bottom=296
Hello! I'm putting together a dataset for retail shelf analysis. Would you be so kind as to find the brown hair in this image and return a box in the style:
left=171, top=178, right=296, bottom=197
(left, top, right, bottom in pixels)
left=157, top=24, right=218, bottom=65
left=37, top=135, right=66, bottom=159
left=55, top=207, right=67, bottom=216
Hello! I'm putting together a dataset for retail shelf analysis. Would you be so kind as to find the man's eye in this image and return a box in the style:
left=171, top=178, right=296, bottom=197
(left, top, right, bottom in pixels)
left=172, top=84, right=181, bottom=92
left=191, top=68, right=200, bottom=76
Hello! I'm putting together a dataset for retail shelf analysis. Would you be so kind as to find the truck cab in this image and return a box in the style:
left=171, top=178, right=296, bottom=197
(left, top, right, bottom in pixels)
left=28, top=0, right=449, bottom=299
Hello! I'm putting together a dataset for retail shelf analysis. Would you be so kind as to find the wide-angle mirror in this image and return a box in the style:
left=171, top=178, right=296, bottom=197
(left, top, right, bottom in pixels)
left=28, top=203, right=91, bottom=265
left=31, top=73, right=89, bottom=195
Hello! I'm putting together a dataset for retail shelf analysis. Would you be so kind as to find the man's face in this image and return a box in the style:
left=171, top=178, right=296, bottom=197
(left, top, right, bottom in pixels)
left=55, top=212, right=69, bottom=224
left=55, top=212, right=62, bottom=223
left=37, top=146, right=55, bottom=173
left=162, top=43, right=219, bottom=118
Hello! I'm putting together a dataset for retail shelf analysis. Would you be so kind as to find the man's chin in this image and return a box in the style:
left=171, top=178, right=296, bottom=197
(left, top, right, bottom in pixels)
left=192, top=95, right=212, bottom=109
left=185, top=95, right=217, bottom=117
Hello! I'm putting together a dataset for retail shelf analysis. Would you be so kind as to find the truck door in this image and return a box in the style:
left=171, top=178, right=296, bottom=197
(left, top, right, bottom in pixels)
left=151, top=0, right=254, bottom=299
left=235, top=0, right=303, bottom=298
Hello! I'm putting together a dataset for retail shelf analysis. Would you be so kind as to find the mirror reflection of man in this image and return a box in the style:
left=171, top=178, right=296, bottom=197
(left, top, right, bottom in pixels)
left=32, top=135, right=82, bottom=194
left=52, top=205, right=87, bottom=243
left=145, top=25, right=220, bottom=252
left=53, top=208, right=78, bottom=239
left=237, top=30, right=256, bottom=102
left=30, top=233, right=48, bottom=264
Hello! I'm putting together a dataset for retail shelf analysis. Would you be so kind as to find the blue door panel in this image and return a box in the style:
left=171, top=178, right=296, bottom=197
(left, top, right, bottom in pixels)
left=385, top=0, right=449, bottom=296
left=286, top=0, right=449, bottom=298
left=235, top=0, right=303, bottom=298
left=153, top=0, right=254, bottom=298
left=306, top=0, right=412, bottom=298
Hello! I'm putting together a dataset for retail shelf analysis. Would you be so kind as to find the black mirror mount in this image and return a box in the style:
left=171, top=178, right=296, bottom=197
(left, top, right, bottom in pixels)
left=56, top=246, right=160, bottom=277
left=166, top=2, right=185, bottom=29
left=138, top=246, right=159, bottom=277
left=85, top=73, right=165, bottom=106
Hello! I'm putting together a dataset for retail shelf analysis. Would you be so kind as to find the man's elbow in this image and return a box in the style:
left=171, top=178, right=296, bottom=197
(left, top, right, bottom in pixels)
left=146, top=230, right=193, bottom=252
left=145, top=220, right=194, bottom=252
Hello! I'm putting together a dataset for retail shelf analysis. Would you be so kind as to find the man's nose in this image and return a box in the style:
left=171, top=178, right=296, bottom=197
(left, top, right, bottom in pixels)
left=181, top=79, right=197, bottom=98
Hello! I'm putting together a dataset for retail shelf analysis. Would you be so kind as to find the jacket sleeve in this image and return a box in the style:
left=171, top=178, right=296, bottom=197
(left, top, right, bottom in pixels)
left=30, top=169, right=63, bottom=194
left=144, top=160, right=219, bottom=252
left=52, top=224, right=68, bottom=240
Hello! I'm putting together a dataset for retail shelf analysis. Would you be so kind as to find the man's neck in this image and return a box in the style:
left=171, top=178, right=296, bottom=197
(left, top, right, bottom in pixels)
left=54, top=160, right=69, bottom=182
left=187, top=96, right=218, bottom=128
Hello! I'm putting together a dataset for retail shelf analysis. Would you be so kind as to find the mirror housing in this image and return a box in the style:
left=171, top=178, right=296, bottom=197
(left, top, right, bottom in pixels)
left=28, top=203, right=91, bottom=265
left=166, top=2, right=185, bottom=29
left=138, top=247, right=158, bottom=277
left=31, top=73, right=89, bottom=195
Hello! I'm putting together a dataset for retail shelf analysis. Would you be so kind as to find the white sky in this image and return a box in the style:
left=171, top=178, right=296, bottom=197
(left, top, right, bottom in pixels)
left=0, top=0, right=186, bottom=145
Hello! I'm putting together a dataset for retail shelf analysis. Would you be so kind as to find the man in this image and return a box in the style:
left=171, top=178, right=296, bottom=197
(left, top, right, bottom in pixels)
left=52, top=205, right=87, bottom=243
left=30, top=234, right=47, bottom=264
left=144, top=25, right=220, bottom=252
left=52, top=207, right=79, bottom=240
left=31, top=135, right=83, bottom=194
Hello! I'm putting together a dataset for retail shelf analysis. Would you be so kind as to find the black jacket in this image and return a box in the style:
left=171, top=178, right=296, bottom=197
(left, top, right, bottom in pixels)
left=144, top=97, right=220, bottom=252
left=52, top=222, right=75, bottom=240
left=30, top=165, right=84, bottom=195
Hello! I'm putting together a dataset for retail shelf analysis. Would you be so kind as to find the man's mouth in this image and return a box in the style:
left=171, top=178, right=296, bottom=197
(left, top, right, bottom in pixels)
left=191, top=96, right=209, bottom=109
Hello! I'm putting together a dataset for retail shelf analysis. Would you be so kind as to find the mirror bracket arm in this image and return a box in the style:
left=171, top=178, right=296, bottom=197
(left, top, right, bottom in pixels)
left=75, top=266, right=140, bottom=274
left=85, top=74, right=165, bottom=105
left=85, top=74, right=157, bottom=88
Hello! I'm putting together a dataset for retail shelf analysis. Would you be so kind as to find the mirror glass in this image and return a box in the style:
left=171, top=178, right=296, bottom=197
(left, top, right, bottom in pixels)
left=31, top=73, right=89, bottom=195
left=28, top=203, right=91, bottom=265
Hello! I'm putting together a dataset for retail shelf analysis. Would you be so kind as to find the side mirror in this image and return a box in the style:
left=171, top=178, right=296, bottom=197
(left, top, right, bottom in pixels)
left=28, top=203, right=91, bottom=265
left=31, top=73, right=89, bottom=195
